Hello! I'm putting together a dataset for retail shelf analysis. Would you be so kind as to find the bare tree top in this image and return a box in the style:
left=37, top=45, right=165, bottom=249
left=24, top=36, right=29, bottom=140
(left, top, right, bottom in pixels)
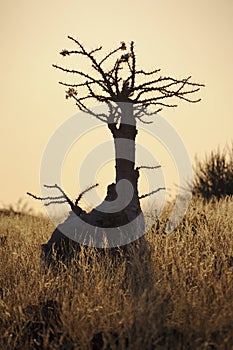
left=53, top=36, right=204, bottom=123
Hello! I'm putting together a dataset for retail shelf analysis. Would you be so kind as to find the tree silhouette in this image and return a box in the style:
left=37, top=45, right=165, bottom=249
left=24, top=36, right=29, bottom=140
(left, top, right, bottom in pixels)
left=28, top=37, right=204, bottom=262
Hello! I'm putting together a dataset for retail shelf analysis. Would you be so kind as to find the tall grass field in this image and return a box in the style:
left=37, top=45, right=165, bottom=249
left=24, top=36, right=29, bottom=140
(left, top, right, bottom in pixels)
left=0, top=196, right=233, bottom=349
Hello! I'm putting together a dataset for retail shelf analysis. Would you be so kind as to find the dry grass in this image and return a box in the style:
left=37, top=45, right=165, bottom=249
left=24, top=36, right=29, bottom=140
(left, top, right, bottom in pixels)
left=0, top=197, right=233, bottom=349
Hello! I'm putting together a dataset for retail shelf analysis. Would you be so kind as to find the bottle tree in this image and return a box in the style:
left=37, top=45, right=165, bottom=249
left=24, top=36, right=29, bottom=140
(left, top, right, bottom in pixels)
left=28, top=37, right=204, bottom=260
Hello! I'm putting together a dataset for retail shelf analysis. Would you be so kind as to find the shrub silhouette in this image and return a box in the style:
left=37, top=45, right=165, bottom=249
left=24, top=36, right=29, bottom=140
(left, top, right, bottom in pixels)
left=192, top=145, right=233, bottom=200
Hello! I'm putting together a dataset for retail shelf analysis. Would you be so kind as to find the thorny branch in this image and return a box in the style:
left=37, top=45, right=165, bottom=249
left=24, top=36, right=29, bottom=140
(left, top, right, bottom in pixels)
left=27, top=184, right=99, bottom=210
left=139, top=187, right=165, bottom=199
left=136, top=165, right=162, bottom=171
left=53, top=36, right=204, bottom=124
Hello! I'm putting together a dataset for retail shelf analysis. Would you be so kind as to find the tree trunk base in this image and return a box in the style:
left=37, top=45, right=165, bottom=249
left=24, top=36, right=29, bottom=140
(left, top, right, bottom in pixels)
left=41, top=183, right=145, bottom=268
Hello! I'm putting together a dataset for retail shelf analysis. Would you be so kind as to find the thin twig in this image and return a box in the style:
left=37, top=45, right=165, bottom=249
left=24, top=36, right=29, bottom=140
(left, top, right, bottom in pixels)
left=75, top=183, right=99, bottom=206
left=139, top=187, right=165, bottom=199
left=136, top=165, right=162, bottom=170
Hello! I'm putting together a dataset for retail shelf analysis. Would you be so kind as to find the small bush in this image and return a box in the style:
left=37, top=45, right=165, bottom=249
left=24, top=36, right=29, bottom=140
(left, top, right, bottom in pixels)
left=192, top=144, right=233, bottom=200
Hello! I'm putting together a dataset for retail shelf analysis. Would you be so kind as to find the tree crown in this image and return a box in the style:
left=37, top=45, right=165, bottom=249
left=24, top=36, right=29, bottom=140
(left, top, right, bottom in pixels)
left=53, top=37, right=204, bottom=123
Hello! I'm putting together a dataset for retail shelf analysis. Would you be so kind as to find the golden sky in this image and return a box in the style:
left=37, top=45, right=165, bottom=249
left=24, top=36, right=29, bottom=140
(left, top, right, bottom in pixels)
left=1, top=0, right=233, bottom=212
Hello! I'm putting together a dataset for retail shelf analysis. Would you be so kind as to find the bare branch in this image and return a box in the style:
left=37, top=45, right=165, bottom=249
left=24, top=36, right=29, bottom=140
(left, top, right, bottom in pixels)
left=114, top=60, right=121, bottom=95
left=135, top=99, right=178, bottom=108
left=134, top=75, right=204, bottom=92
left=44, top=200, right=69, bottom=207
left=99, top=43, right=126, bottom=66
left=135, top=68, right=161, bottom=76
left=136, top=165, right=162, bottom=170
left=54, top=38, right=204, bottom=122
left=86, top=83, right=111, bottom=103
left=28, top=183, right=99, bottom=211
left=75, top=183, right=99, bottom=206
left=73, top=98, right=109, bottom=122
left=136, top=115, right=153, bottom=124
left=89, top=46, right=103, bottom=55
left=26, top=192, right=64, bottom=202
left=133, top=104, right=162, bottom=122
left=139, top=187, right=165, bottom=199
left=59, top=81, right=95, bottom=88
left=174, top=93, right=201, bottom=103
left=43, top=184, right=74, bottom=209
left=60, top=50, right=83, bottom=56
left=52, top=64, right=109, bottom=93
left=67, top=36, right=115, bottom=97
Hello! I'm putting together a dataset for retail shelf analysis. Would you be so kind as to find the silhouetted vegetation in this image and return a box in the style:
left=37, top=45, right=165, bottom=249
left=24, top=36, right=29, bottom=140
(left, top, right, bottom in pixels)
left=192, top=145, right=233, bottom=200
left=27, top=37, right=204, bottom=259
